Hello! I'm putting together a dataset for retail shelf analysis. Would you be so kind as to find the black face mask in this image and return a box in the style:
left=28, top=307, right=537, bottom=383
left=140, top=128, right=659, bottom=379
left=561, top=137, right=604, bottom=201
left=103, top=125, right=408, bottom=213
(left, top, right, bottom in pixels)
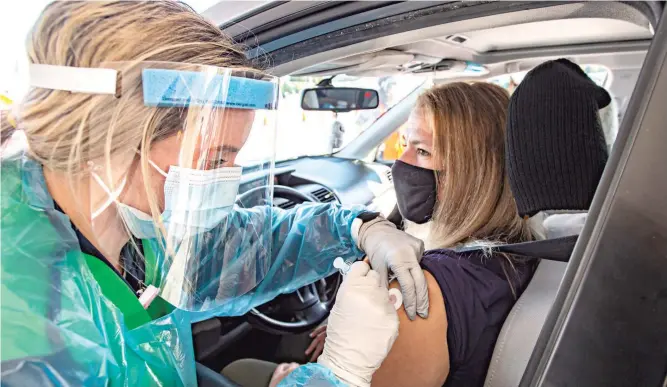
left=391, top=160, right=437, bottom=224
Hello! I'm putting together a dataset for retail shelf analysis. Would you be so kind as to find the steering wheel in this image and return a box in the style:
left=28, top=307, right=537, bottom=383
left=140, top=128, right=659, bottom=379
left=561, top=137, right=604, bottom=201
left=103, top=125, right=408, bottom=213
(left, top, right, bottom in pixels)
left=235, top=185, right=342, bottom=335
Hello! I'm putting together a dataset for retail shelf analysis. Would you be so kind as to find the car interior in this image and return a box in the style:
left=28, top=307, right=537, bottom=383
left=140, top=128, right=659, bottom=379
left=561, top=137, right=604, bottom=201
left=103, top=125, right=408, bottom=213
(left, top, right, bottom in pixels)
left=184, top=1, right=664, bottom=386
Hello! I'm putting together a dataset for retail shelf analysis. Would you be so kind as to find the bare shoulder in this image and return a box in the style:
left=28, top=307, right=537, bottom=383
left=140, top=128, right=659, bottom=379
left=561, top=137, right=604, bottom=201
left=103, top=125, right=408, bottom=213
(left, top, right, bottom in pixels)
left=371, top=270, right=450, bottom=387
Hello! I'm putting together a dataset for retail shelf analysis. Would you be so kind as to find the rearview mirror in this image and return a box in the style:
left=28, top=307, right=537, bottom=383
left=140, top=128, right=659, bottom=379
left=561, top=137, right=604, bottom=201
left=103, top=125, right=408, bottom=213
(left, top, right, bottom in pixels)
left=301, top=87, right=379, bottom=112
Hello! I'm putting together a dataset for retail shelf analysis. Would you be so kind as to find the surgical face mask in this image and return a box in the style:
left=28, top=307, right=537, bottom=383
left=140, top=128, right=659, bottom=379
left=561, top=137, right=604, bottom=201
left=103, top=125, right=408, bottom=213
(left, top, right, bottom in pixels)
left=391, top=160, right=437, bottom=224
left=95, top=160, right=242, bottom=240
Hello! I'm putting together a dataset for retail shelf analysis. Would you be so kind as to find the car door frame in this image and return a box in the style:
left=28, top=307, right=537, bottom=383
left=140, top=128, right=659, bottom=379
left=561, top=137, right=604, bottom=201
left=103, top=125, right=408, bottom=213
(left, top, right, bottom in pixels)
left=520, top=6, right=667, bottom=386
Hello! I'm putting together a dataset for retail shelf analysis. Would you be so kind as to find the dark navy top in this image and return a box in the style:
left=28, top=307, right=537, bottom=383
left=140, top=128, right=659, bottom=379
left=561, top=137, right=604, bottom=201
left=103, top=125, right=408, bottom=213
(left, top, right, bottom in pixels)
left=53, top=201, right=145, bottom=293
left=420, top=249, right=535, bottom=387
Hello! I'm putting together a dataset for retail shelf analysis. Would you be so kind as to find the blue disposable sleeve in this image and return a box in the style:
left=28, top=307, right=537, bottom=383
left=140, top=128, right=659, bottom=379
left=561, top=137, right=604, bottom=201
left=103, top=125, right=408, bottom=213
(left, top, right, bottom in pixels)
left=185, top=202, right=366, bottom=321
left=277, top=363, right=348, bottom=387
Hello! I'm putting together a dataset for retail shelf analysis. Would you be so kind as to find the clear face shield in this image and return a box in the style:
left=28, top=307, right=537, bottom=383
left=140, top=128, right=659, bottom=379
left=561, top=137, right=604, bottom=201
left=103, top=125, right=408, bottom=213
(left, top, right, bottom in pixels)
left=29, top=62, right=278, bottom=312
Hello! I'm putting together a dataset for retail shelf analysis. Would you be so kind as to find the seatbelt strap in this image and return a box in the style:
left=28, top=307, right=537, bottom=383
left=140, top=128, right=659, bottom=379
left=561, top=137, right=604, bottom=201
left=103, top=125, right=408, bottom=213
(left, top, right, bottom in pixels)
left=458, top=235, right=578, bottom=262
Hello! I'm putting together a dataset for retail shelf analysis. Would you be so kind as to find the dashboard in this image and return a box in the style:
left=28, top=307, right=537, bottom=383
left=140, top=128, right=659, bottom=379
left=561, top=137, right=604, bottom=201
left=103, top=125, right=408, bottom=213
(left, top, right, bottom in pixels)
left=239, top=156, right=397, bottom=215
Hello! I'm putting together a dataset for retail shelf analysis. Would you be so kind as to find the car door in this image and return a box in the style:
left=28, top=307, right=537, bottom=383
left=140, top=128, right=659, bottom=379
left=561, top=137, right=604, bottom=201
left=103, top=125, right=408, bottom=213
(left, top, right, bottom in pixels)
left=520, top=6, right=667, bottom=386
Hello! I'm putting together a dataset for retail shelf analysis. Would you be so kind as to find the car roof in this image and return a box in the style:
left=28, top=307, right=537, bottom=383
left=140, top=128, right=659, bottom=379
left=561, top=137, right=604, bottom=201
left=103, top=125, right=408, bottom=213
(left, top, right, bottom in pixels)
left=207, top=1, right=655, bottom=78
left=214, top=1, right=654, bottom=127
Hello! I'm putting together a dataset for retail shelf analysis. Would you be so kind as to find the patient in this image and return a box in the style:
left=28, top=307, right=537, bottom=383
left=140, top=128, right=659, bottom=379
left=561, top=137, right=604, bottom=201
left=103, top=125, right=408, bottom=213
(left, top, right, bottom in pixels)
left=229, top=82, right=530, bottom=387
left=305, top=62, right=614, bottom=387
left=370, top=82, right=536, bottom=387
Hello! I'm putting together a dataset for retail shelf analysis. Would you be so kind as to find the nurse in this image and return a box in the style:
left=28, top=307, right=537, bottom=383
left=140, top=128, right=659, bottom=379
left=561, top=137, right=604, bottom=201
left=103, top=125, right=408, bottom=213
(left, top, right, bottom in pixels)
left=0, top=2, right=426, bottom=386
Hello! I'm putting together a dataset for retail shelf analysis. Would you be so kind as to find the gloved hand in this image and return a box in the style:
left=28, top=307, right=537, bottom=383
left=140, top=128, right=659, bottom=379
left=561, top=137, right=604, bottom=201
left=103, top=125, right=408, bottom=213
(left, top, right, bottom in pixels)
left=357, top=217, right=429, bottom=320
left=318, top=262, right=399, bottom=387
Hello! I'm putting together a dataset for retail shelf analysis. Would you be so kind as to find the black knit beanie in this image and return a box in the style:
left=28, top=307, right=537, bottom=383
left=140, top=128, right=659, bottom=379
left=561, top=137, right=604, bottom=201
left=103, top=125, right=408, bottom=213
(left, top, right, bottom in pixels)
left=506, top=59, right=610, bottom=217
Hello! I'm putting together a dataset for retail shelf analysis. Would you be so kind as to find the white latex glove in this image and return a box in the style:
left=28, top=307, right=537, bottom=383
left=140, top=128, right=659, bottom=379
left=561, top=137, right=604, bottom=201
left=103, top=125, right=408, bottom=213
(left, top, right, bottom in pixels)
left=318, top=262, right=399, bottom=387
left=357, top=217, right=429, bottom=320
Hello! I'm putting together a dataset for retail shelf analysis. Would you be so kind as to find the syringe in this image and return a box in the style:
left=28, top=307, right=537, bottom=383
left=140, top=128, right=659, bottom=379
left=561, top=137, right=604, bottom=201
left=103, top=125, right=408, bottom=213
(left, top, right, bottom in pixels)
left=333, top=257, right=353, bottom=276
left=333, top=257, right=403, bottom=310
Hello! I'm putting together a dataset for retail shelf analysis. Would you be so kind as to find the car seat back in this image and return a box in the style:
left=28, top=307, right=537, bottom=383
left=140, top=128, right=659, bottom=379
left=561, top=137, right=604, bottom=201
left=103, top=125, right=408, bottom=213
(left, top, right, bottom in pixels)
left=483, top=259, right=566, bottom=387
left=482, top=213, right=586, bottom=387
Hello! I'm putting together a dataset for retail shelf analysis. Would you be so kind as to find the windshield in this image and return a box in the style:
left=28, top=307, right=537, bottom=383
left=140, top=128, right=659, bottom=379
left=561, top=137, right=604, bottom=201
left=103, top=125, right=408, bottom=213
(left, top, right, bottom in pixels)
left=236, top=75, right=425, bottom=166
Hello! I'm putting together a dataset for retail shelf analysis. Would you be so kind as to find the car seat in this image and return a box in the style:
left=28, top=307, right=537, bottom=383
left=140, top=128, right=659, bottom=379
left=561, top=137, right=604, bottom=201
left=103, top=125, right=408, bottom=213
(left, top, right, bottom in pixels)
left=483, top=58, right=615, bottom=387
left=482, top=218, right=580, bottom=387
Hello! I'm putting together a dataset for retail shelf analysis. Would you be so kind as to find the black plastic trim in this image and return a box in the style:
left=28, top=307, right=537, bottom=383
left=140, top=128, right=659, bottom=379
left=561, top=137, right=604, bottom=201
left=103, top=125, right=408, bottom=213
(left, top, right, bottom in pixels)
left=235, top=2, right=400, bottom=47
left=219, top=1, right=289, bottom=32
left=195, top=321, right=253, bottom=362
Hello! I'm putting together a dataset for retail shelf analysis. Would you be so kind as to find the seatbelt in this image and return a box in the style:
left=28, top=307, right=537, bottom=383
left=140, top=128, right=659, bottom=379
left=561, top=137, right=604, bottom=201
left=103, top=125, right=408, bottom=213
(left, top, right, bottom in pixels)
left=458, top=235, right=578, bottom=262
left=390, top=201, right=579, bottom=261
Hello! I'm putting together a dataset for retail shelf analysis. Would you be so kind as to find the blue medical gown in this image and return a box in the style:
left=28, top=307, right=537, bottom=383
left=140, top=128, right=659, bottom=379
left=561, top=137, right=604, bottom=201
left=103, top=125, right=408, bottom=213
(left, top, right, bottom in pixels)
left=0, top=155, right=364, bottom=386
left=145, top=201, right=365, bottom=321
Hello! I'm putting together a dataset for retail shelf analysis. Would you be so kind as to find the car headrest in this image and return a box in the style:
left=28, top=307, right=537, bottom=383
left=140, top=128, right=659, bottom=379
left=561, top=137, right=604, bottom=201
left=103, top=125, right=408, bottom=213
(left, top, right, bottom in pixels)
left=507, top=59, right=609, bottom=217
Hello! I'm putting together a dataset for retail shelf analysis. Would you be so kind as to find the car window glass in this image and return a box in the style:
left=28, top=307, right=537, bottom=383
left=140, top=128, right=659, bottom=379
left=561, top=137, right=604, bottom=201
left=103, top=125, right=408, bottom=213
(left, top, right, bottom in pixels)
left=487, top=64, right=611, bottom=92
left=236, top=75, right=425, bottom=166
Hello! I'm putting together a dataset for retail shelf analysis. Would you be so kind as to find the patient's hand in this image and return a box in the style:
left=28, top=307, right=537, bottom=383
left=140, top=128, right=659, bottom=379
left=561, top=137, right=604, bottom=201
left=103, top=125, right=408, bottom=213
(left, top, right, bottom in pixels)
left=305, top=325, right=327, bottom=362
left=371, top=271, right=450, bottom=387
left=269, top=362, right=300, bottom=387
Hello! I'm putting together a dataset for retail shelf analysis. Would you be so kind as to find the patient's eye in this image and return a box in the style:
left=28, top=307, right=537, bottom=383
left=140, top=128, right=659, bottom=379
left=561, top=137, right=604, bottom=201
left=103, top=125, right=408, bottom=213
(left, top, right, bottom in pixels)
left=417, top=148, right=431, bottom=157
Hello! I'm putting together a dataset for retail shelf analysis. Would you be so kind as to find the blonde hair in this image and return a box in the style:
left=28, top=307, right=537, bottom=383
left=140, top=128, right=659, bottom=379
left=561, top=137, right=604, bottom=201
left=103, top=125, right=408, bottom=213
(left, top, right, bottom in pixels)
left=0, top=1, right=258, bottom=241
left=407, top=82, right=532, bottom=250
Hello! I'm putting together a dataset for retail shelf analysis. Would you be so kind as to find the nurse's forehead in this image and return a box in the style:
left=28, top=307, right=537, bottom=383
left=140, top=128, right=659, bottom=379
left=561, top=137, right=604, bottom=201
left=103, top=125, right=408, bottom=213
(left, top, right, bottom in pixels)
left=191, top=109, right=255, bottom=140
left=209, top=108, right=256, bottom=125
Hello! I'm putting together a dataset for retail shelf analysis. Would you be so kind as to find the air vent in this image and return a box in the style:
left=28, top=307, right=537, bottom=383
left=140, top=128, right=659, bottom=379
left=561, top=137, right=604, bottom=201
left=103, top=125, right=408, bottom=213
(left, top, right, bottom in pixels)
left=276, top=198, right=296, bottom=210
left=385, top=170, right=393, bottom=182
left=312, top=187, right=336, bottom=203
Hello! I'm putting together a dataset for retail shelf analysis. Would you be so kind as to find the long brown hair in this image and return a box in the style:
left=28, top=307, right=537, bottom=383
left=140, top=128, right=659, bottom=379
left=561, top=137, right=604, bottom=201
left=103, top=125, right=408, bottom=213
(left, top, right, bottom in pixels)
left=407, top=82, right=532, bottom=250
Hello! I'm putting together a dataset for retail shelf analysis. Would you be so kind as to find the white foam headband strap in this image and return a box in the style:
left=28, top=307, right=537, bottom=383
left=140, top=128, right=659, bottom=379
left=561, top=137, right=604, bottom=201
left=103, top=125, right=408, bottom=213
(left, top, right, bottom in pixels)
left=29, top=64, right=119, bottom=95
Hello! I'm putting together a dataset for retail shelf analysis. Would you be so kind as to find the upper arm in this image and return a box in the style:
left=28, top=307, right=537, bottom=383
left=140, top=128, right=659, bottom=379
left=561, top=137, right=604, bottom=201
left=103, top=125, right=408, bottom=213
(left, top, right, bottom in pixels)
left=371, top=270, right=450, bottom=387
